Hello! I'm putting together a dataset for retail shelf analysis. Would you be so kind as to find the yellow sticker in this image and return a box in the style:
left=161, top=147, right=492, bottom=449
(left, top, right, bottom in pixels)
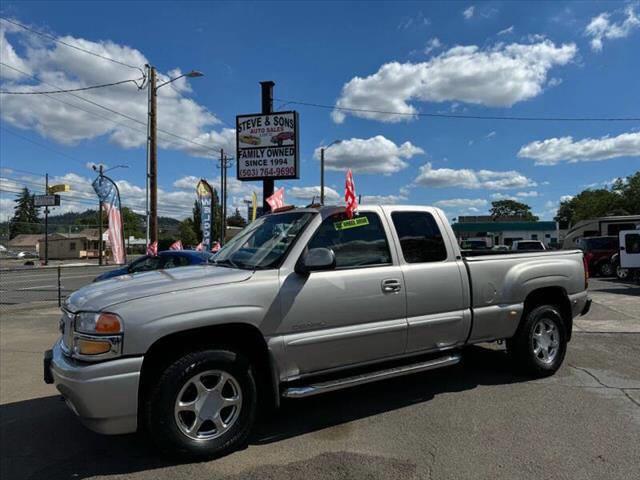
left=334, top=216, right=369, bottom=231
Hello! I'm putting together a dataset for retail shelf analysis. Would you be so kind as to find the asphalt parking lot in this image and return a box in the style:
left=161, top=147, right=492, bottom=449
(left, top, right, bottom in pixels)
left=1, top=277, right=638, bottom=480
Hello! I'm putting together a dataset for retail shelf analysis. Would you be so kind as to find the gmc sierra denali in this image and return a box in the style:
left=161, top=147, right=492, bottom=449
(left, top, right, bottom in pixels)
left=44, top=205, right=591, bottom=457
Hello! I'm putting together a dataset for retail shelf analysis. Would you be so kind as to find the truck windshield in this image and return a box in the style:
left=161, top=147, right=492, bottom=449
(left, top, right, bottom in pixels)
left=212, top=211, right=315, bottom=270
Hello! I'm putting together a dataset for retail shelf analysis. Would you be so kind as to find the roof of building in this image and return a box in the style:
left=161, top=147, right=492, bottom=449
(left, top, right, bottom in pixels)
left=7, top=234, right=44, bottom=247
left=452, top=221, right=557, bottom=233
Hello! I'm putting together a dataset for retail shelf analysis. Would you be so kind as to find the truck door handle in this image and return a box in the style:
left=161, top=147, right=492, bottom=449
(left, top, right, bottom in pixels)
left=382, top=279, right=402, bottom=293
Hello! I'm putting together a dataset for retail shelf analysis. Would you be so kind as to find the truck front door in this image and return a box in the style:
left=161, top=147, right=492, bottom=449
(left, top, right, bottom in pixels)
left=278, top=210, right=407, bottom=376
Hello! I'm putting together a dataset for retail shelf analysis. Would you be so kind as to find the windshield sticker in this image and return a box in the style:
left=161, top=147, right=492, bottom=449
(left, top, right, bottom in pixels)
left=334, top=216, right=369, bottom=231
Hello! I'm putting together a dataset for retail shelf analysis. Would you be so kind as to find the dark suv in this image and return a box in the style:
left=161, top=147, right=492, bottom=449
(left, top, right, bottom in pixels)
left=580, top=236, right=618, bottom=277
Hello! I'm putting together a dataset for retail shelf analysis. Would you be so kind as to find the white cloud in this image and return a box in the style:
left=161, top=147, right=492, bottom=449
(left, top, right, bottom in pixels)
left=424, top=37, right=442, bottom=55
left=516, top=190, right=539, bottom=198
left=434, top=198, right=487, bottom=209
left=414, top=163, right=536, bottom=190
left=463, top=6, right=475, bottom=20
left=289, top=186, right=340, bottom=202
left=518, top=131, right=640, bottom=165
left=313, top=136, right=424, bottom=174
left=486, top=131, right=496, bottom=139
left=560, top=195, right=574, bottom=202
left=332, top=40, right=577, bottom=123
left=585, top=5, right=640, bottom=52
left=361, top=191, right=409, bottom=204
left=0, top=18, right=233, bottom=158
left=497, top=25, right=514, bottom=36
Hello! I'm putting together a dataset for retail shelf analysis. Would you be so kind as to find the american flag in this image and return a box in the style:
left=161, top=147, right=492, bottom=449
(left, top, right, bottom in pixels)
left=266, top=187, right=285, bottom=211
left=146, top=241, right=158, bottom=256
left=345, top=169, right=358, bottom=219
left=92, top=175, right=126, bottom=264
left=169, top=240, right=183, bottom=250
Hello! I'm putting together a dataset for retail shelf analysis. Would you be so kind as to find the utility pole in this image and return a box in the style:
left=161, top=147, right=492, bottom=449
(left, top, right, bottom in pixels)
left=219, top=149, right=224, bottom=245
left=44, top=173, right=49, bottom=266
left=98, top=165, right=103, bottom=266
left=260, top=81, right=275, bottom=212
left=222, top=153, right=229, bottom=245
left=148, top=66, right=158, bottom=246
left=320, top=148, right=325, bottom=205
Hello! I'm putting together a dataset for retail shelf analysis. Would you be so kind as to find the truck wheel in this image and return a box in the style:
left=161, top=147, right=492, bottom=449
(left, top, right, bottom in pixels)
left=144, top=349, right=257, bottom=458
left=507, top=305, right=567, bottom=377
left=616, top=266, right=629, bottom=280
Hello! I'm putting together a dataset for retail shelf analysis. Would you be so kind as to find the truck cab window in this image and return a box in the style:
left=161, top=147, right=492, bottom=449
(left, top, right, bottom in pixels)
left=307, top=212, right=391, bottom=268
left=391, top=211, right=447, bottom=263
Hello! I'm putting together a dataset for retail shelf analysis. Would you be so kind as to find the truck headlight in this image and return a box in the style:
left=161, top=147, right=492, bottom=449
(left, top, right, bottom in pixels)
left=71, top=312, right=123, bottom=360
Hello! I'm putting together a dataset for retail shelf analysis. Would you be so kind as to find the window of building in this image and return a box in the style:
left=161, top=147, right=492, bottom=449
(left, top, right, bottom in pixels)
left=531, top=234, right=538, bottom=240
left=307, top=212, right=391, bottom=269
left=69, top=242, right=76, bottom=251
left=545, top=234, right=551, bottom=238
left=391, top=211, right=448, bottom=263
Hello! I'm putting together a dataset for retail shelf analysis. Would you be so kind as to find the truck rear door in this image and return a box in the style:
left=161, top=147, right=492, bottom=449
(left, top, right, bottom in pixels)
left=620, top=230, right=640, bottom=269
left=385, top=207, right=471, bottom=353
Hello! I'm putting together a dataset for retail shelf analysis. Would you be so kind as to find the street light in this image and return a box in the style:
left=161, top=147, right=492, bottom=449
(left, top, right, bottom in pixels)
left=320, top=139, right=342, bottom=205
left=146, top=66, right=204, bottom=246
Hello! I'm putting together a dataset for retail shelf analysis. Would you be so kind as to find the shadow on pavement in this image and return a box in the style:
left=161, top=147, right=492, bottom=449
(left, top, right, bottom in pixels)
left=0, top=346, right=527, bottom=480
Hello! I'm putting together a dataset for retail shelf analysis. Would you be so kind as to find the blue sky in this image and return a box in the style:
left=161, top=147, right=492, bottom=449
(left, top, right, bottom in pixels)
left=1, top=1, right=639, bottom=222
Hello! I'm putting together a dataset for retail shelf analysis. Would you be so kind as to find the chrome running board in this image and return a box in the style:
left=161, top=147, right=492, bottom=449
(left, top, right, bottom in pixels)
left=282, top=353, right=461, bottom=399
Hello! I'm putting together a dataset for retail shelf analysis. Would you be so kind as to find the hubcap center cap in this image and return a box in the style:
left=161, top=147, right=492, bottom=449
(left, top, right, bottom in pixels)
left=199, top=390, right=224, bottom=419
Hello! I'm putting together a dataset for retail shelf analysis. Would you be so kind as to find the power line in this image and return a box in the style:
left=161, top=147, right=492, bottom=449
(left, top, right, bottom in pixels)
left=1, top=126, right=88, bottom=167
left=1, top=62, right=229, bottom=157
left=0, top=77, right=144, bottom=95
left=0, top=16, right=143, bottom=71
left=274, top=98, right=640, bottom=122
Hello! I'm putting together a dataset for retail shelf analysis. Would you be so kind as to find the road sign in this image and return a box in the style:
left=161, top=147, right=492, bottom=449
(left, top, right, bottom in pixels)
left=34, top=194, right=60, bottom=207
left=236, top=111, right=299, bottom=181
left=48, top=184, right=69, bottom=194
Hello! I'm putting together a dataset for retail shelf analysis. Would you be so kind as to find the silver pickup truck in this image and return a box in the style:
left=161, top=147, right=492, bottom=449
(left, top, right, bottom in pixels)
left=44, top=205, right=591, bottom=457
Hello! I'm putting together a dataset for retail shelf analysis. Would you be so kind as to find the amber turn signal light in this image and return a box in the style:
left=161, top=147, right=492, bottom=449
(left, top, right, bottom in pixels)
left=77, top=338, right=112, bottom=355
left=95, top=313, right=122, bottom=334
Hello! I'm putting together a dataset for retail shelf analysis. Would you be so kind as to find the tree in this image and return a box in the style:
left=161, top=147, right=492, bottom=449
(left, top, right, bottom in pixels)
left=121, top=207, right=144, bottom=239
left=178, top=218, right=198, bottom=246
left=613, top=171, right=640, bottom=216
left=9, top=187, right=40, bottom=238
left=490, top=200, right=538, bottom=221
left=556, top=189, right=625, bottom=227
left=227, top=208, right=247, bottom=228
left=192, top=200, right=202, bottom=242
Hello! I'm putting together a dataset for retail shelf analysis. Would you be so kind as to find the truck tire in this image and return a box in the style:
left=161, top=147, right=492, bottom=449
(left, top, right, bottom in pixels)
left=143, top=349, right=257, bottom=458
left=507, top=305, right=567, bottom=377
left=599, top=261, right=614, bottom=277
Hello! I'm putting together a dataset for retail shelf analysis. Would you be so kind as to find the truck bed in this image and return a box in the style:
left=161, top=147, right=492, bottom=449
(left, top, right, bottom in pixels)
left=461, top=249, right=586, bottom=343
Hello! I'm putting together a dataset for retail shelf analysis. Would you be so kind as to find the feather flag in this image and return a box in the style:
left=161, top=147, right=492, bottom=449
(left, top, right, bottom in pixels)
left=92, top=175, right=126, bottom=264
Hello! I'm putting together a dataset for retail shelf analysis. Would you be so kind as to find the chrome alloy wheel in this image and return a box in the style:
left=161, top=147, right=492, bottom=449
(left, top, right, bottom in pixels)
left=174, top=370, right=242, bottom=441
left=531, top=319, right=560, bottom=365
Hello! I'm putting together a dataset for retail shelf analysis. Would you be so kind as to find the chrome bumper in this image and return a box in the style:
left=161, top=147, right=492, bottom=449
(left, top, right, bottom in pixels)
left=45, top=339, right=143, bottom=435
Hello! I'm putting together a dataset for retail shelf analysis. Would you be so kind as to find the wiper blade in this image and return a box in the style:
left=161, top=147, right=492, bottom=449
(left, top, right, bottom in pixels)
left=213, top=257, right=251, bottom=270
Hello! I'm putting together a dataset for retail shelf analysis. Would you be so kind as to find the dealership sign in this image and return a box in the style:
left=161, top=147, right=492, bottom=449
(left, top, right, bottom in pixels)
left=33, top=194, right=60, bottom=207
left=236, top=111, right=299, bottom=181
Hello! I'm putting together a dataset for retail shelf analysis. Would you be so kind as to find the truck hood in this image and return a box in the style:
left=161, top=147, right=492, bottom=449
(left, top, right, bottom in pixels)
left=65, top=265, right=253, bottom=312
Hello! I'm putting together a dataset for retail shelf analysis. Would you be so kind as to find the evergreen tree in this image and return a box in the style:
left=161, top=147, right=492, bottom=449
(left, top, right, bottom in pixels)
left=227, top=208, right=247, bottom=227
left=9, top=187, right=40, bottom=238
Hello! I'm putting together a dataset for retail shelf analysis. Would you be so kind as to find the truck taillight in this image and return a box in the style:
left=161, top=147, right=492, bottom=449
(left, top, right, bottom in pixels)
left=582, top=254, right=589, bottom=289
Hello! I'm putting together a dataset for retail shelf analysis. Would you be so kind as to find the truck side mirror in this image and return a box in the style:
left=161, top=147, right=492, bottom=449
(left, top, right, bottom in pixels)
left=296, top=248, right=336, bottom=274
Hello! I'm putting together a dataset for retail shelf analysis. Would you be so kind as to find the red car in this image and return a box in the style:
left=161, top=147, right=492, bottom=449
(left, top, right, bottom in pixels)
left=270, top=131, right=295, bottom=145
left=580, top=236, right=618, bottom=277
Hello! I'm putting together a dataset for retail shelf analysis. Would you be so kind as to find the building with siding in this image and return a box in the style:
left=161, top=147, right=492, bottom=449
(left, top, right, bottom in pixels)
left=452, top=220, right=559, bottom=248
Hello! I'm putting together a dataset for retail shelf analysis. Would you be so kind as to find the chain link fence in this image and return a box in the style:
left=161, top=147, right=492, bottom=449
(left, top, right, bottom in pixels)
left=0, top=264, right=118, bottom=311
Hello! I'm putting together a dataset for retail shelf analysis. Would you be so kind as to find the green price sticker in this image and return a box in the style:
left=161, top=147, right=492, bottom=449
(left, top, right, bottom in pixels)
left=334, top=216, right=369, bottom=231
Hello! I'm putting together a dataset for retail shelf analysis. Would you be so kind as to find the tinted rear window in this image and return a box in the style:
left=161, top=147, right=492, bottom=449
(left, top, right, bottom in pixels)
left=391, top=211, right=448, bottom=262
left=585, top=237, right=618, bottom=250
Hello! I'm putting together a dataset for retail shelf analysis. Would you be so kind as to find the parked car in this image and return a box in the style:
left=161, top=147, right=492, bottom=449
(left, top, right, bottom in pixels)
left=45, top=205, right=590, bottom=458
left=492, top=245, right=510, bottom=251
left=270, top=131, right=295, bottom=145
left=579, top=236, right=618, bottom=277
left=16, top=251, right=38, bottom=258
left=93, top=250, right=215, bottom=282
left=609, top=252, right=629, bottom=280
left=460, top=239, right=490, bottom=250
left=511, top=240, right=546, bottom=251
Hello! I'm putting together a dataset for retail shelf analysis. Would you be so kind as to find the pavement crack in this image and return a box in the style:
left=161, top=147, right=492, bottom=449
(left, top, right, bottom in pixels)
left=569, top=364, right=640, bottom=409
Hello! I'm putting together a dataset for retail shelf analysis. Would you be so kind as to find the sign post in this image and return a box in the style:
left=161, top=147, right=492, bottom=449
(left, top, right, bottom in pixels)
left=236, top=82, right=299, bottom=212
